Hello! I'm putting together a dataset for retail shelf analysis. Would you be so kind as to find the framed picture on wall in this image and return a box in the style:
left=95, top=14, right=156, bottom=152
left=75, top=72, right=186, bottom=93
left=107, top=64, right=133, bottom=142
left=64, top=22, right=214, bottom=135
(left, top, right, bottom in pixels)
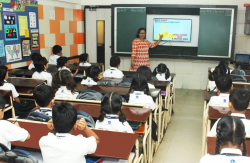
left=21, top=38, right=31, bottom=57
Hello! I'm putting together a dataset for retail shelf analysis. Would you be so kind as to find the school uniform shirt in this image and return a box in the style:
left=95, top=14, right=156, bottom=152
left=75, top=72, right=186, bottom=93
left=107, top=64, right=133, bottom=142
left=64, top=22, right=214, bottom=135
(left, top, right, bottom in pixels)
left=81, top=77, right=97, bottom=85
left=28, top=62, right=35, bottom=70
left=128, top=91, right=156, bottom=110
left=156, top=73, right=171, bottom=81
left=79, top=62, right=91, bottom=67
left=148, top=83, right=155, bottom=89
left=199, top=148, right=250, bottom=163
left=207, top=93, right=229, bottom=109
left=0, top=80, right=19, bottom=100
left=32, top=71, right=53, bottom=86
left=35, top=107, right=52, bottom=117
left=207, top=81, right=217, bottom=92
left=55, top=86, right=79, bottom=99
left=48, top=54, right=60, bottom=65
left=208, top=113, right=250, bottom=137
left=0, top=120, right=29, bottom=149
left=58, top=66, right=71, bottom=72
left=39, top=133, right=97, bottom=163
left=103, top=67, right=124, bottom=78
left=95, top=114, right=133, bottom=133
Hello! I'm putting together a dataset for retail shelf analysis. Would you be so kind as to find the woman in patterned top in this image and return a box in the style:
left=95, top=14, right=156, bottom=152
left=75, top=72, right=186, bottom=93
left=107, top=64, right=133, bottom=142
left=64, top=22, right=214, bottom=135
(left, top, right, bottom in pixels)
left=130, top=28, right=163, bottom=71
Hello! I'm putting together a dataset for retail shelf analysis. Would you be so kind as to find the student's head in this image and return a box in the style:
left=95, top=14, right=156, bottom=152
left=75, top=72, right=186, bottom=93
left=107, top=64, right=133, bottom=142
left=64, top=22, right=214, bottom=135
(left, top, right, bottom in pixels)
left=98, top=92, right=126, bottom=123
left=0, top=95, right=6, bottom=120
left=215, top=115, right=246, bottom=155
left=79, top=53, right=89, bottom=62
left=0, top=65, right=8, bottom=86
left=52, top=45, right=62, bottom=56
left=33, top=85, right=55, bottom=108
left=52, top=70, right=76, bottom=93
left=52, top=102, right=77, bottom=133
left=86, top=66, right=101, bottom=82
left=208, top=66, right=227, bottom=81
left=152, top=63, right=170, bottom=80
left=136, top=28, right=146, bottom=39
left=31, top=53, right=42, bottom=61
left=110, top=56, right=121, bottom=68
left=218, top=61, right=229, bottom=73
left=34, top=57, right=48, bottom=72
left=57, top=57, right=68, bottom=67
left=229, top=88, right=250, bottom=112
left=137, top=66, right=152, bottom=81
left=215, top=74, right=233, bottom=93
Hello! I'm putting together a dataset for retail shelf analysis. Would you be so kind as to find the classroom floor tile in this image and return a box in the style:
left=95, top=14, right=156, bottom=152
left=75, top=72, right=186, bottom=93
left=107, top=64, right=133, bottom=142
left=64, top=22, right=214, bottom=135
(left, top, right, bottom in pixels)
left=153, top=89, right=203, bottom=163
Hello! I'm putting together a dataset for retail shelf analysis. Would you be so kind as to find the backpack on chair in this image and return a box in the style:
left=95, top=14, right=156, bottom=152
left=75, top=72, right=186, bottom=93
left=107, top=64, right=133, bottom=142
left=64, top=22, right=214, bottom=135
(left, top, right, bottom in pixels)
left=232, top=75, right=247, bottom=83
left=76, top=90, right=103, bottom=101
left=77, top=111, right=95, bottom=128
left=97, top=80, right=117, bottom=86
left=26, top=111, right=52, bottom=122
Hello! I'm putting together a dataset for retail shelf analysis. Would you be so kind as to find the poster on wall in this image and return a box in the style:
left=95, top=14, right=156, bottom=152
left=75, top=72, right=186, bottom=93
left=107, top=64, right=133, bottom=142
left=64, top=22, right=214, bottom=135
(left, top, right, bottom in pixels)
left=4, top=24, right=18, bottom=41
left=18, top=15, right=28, bottom=36
left=0, top=40, right=5, bottom=57
left=31, top=31, right=39, bottom=50
left=21, top=38, right=31, bottom=57
left=5, top=44, right=22, bottom=63
left=29, top=12, right=36, bottom=28
left=3, top=12, right=16, bottom=25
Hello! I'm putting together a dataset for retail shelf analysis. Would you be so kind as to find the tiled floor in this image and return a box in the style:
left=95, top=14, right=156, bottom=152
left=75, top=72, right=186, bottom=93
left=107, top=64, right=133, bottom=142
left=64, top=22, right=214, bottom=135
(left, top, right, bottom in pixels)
left=153, top=89, right=204, bottom=163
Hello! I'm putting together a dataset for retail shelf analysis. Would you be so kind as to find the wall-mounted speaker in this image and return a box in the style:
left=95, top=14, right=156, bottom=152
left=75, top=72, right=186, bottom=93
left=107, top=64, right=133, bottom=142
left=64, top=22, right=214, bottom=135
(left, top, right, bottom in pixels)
left=244, top=6, right=250, bottom=34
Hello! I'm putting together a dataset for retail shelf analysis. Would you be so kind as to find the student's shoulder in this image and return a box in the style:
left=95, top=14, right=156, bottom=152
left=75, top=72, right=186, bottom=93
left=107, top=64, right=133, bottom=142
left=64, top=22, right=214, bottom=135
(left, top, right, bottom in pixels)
left=0, top=119, right=13, bottom=126
left=3, top=82, right=15, bottom=88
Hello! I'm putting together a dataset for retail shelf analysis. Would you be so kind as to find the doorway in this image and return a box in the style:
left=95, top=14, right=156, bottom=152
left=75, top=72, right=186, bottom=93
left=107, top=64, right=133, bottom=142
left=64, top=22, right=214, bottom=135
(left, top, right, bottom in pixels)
left=97, top=20, right=105, bottom=64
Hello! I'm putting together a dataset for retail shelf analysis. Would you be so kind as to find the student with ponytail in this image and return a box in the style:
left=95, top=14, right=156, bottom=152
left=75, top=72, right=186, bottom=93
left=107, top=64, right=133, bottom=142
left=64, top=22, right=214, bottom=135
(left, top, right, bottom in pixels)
left=200, top=115, right=250, bottom=163
left=152, top=63, right=171, bottom=81
left=95, top=92, right=133, bottom=133
left=81, top=66, right=102, bottom=85
left=207, top=66, right=227, bottom=92
left=137, top=66, right=155, bottom=89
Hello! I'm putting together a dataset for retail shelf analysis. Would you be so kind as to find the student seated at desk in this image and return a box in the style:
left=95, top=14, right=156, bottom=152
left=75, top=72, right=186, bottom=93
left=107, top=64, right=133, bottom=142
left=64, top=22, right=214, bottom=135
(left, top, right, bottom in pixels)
left=126, top=74, right=156, bottom=110
left=152, top=63, right=171, bottom=82
left=200, top=116, right=250, bottom=163
left=33, top=85, right=55, bottom=116
left=207, top=74, right=233, bottom=108
left=0, top=95, right=30, bottom=149
left=48, top=45, right=63, bottom=65
left=52, top=70, right=79, bottom=99
left=208, top=88, right=250, bottom=136
left=103, top=56, right=124, bottom=78
left=81, top=66, right=102, bottom=85
left=79, top=53, right=91, bottom=67
left=39, top=102, right=100, bottom=163
left=209, top=61, right=234, bottom=75
left=207, top=66, right=228, bottom=92
left=137, top=66, right=155, bottom=89
left=32, top=57, right=53, bottom=86
left=96, top=92, right=133, bottom=133
left=0, top=65, right=20, bottom=103
left=28, top=53, right=42, bottom=70
left=57, top=57, right=78, bottom=78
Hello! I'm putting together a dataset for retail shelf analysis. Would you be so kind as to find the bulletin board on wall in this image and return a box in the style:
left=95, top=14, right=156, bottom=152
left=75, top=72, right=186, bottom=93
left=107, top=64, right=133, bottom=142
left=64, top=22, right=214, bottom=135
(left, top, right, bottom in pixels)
left=0, top=0, right=40, bottom=65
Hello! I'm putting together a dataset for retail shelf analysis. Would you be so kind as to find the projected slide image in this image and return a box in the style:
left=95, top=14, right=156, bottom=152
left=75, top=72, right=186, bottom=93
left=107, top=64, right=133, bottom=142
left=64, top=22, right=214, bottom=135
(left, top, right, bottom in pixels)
left=153, top=18, right=192, bottom=42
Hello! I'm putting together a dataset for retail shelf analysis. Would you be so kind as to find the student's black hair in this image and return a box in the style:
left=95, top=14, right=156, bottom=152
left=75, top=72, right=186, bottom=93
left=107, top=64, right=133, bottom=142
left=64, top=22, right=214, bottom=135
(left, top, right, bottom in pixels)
left=57, top=57, right=68, bottom=67
left=229, top=88, right=250, bottom=112
left=0, top=94, right=6, bottom=110
left=52, top=102, right=77, bottom=133
left=33, top=85, right=55, bottom=107
left=98, top=92, right=126, bottom=123
left=86, top=66, right=101, bottom=82
left=215, top=74, right=232, bottom=93
left=125, top=73, right=150, bottom=102
left=137, top=66, right=152, bottom=81
left=52, top=70, right=77, bottom=94
left=218, top=61, right=230, bottom=75
left=152, top=63, right=170, bottom=80
left=136, top=28, right=146, bottom=38
left=110, top=56, right=121, bottom=67
left=215, top=115, right=246, bottom=156
left=0, top=65, right=7, bottom=86
left=52, top=45, right=62, bottom=54
left=208, top=66, right=227, bottom=81
left=31, top=53, right=42, bottom=61
left=79, top=53, right=89, bottom=62
left=34, top=57, right=48, bottom=72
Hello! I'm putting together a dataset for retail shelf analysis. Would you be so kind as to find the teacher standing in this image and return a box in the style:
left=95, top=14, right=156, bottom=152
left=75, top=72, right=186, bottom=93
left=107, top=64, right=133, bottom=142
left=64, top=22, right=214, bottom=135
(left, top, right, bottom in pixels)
left=130, top=28, right=163, bottom=71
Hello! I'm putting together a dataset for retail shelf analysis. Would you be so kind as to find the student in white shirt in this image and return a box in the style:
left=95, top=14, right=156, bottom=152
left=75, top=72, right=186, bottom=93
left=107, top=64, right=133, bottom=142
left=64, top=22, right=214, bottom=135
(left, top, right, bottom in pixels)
left=96, top=92, right=133, bottom=133
left=57, top=57, right=78, bottom=77
left=126, top=73, right=156, bottom=110
left=33, top=85, right=55, bottom=117
left=136, top=66, right=155, bottom=89
left=0, top=95, right=30, bottom=149
left=152, top=63, right=171, bottom=82
left=81, top=66, right=102, bottom=85
left=32, top=57, right=53, bottom=86
left=39, top=102, right=100, bottom=163
left=28, top=53, right=41, bottom=70
left=200, top=116, right=250, bottom=163
left=208, top=88, right=250, bottom=136
left=103, top=56, right=124, bottom=78
left=79, top=53, right=91, bottom=67
left=0, top=65, right=20, bottom=103
left=52, top=70, right=79, bottom=99
left=207, top=66, right=227, bottom=92
left=48, top=45, right=62, bottom=65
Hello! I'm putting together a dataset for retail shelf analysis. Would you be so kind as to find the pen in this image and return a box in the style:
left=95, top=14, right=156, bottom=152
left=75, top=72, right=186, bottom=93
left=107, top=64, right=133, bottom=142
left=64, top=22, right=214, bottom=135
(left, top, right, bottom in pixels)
left=13, top=120, right=17, bottom=124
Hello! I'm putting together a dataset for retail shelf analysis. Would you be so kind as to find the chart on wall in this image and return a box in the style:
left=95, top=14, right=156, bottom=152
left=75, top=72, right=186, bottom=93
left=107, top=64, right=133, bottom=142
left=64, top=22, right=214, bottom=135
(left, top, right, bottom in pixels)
left=0, top=0, right=40, bottom=65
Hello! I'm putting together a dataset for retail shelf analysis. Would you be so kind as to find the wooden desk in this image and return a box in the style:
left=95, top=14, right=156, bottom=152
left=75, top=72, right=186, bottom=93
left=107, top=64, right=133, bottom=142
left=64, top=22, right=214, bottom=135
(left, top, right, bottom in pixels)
left=9, top=69, right=34, bottom=77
